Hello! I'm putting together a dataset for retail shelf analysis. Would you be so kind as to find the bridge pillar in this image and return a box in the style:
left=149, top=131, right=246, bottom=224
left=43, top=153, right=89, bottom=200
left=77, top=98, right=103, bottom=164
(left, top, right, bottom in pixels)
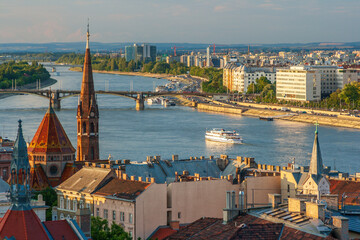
left=135, top=93, right=145, bottom=111
left=51, top=90, right=61, bottom=110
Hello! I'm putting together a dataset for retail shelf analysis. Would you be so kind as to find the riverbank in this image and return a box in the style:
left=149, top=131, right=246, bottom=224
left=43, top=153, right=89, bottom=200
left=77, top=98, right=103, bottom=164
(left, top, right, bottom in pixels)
left=69, top=67, right=173, bottom=79
left=0, top=78, right=57, bottom=99
left=194, top=102, right=360, bottom=130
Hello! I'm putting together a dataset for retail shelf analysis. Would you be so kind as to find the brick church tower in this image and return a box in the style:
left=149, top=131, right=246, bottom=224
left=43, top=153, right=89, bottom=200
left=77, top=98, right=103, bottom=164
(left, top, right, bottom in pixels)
left=77, top=23, right=99, bottom=161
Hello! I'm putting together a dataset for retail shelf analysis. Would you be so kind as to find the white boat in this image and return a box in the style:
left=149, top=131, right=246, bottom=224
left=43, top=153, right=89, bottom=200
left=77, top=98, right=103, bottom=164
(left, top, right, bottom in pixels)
left=147, top=98, right=161, bottom=105
left=205, top=128, right=243, bottom=144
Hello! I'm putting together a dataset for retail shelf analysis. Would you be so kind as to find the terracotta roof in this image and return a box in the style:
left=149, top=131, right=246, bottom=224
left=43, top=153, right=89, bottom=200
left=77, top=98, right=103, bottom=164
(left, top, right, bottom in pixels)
left=329, top=179, right=360, bottom=205
left=94, top=178, right=150, bottom=200
left=0, top=208, right=50, bottom=240
left=28, top=105, right=75, bottom=154
left=165, top=215, right=334, bottom=240
left=150, top=227, right=178, bottom=240
left=30, top=164, right=50, bottom=191
left=43, top=220, right=80, bottom=240
left=57, top=167, right=115, bottom=193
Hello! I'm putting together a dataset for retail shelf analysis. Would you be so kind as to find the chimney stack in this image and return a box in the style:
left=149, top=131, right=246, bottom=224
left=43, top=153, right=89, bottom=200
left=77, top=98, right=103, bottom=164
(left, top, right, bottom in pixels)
left=76, top=208, right=91, bottom=238
left=332, top=216, right=349, bottom=240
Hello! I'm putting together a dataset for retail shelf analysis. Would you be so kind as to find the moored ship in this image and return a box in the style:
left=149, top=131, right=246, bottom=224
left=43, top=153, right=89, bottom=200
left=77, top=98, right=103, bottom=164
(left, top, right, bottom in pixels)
left=205, top=128, right=243, bottom=144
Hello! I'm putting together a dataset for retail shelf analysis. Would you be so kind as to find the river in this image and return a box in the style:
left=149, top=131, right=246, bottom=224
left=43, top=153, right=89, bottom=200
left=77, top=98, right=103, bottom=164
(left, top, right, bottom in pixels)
left=0, top=65, right=359, bottom=174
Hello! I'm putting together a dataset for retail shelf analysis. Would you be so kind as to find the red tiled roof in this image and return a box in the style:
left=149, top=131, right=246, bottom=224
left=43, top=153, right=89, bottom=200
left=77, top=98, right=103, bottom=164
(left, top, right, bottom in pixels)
left=150, top=227, right=178, bottom=240
left=28, top=106, right=75, bottom=154
left=43, top=220, right=80, bottom=240
left=165, top=214, right=334, bottom=240
left=329, top=179, right=360, bottom=205
left=30, top=164, right=50, bottom=191
left=94, top=178, right=151, bottom=200
left=0, top=208, right=50, bottom=240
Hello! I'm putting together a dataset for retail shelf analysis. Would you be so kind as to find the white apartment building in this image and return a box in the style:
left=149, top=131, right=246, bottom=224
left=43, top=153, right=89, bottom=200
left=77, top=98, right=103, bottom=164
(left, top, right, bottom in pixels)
left=276, top=66, right=321, bottom=102
left=310, top=66, right=357, bottom=95
left=223, top=64, right=276, bottom=93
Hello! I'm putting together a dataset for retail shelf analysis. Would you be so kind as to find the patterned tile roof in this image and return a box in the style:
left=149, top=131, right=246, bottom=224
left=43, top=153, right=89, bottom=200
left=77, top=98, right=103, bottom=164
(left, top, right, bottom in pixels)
left=43, top=220, right=81, bottom=240
left=329, top=179, right=360, bottom=206
left=28, top=105, right=75, bottom=154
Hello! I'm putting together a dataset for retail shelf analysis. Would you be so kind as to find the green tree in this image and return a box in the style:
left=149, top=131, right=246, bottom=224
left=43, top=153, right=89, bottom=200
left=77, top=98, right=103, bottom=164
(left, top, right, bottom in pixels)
left=91, top=217, right=132, bottom=240
left=33, top=187, right=57, bottom=221
left=339, top=82, right=360, bottom=108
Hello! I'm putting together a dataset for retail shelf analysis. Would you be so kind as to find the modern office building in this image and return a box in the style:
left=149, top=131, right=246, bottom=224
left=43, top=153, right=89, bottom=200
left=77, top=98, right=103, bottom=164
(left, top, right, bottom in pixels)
left=125, top=44, right=156, bottom=62
left=276, top=66, right=321, bottom=102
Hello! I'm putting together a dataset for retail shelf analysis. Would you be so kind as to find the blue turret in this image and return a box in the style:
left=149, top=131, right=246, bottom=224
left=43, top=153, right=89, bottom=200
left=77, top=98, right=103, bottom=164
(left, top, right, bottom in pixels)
left=9, top=120, right=31, bottom=209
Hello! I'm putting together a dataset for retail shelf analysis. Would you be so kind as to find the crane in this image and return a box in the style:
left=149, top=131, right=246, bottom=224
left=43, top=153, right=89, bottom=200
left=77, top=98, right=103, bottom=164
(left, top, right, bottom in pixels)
left=171, top=46, right=184, bottom=57
left=212, top=44, right=226, bottom=55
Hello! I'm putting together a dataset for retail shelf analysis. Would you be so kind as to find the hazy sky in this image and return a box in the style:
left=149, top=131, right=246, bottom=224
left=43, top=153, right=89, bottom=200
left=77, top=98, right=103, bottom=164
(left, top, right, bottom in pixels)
left=1, top=0, right=360, bottom=44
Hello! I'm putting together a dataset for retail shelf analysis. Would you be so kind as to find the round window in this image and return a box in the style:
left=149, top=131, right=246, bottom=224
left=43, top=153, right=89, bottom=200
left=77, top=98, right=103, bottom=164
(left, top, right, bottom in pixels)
left=50, top=165, right=58, bottom=175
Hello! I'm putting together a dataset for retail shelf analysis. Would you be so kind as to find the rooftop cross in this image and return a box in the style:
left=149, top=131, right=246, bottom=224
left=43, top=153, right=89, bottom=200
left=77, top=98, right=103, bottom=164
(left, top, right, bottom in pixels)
left=314, top=121, right=319, bottom=134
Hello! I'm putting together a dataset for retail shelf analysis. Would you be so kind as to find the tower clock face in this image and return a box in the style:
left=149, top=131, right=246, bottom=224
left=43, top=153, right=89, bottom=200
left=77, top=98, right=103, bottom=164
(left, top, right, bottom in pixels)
left=90, top=112, right=95, bottom=117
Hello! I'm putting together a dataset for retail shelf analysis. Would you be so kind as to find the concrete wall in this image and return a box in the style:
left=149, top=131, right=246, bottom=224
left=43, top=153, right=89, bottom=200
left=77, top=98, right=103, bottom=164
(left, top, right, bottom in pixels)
left=243, top=176, right=281, bottom=207
left=280, top=171, right=299, bottom=202
left=135, top=183, right=167, bottom=240
left=168, top=180, right=240, bottom=224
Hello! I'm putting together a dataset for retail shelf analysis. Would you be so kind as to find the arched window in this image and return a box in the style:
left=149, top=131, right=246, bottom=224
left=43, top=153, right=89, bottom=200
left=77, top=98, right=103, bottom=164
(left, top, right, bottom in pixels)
left=90, top=122, right=95, bottom=133
left=82, top=122, right=86, bottom=134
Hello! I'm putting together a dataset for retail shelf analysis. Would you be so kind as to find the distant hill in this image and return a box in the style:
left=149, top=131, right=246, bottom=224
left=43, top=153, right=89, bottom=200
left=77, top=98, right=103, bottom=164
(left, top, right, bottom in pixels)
left=0, top=42, right=359, bottom=53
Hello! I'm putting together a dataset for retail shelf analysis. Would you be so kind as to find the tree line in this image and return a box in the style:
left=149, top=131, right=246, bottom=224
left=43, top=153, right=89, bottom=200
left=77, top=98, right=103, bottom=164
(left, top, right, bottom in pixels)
left=0, top=61, right=50, bottom=89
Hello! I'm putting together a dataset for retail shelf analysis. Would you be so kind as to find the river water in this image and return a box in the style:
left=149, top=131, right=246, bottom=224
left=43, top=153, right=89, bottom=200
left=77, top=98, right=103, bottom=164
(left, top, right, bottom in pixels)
left=0, top=65, right=359, bottom=174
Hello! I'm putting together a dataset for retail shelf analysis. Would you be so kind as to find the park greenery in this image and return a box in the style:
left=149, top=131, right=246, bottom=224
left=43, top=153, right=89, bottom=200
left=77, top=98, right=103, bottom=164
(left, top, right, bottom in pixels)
left=190, top=66, right=227, bottom=93
left=91, top=217, right=132, bottom=240
left=0, top=61, right=50, bottom=89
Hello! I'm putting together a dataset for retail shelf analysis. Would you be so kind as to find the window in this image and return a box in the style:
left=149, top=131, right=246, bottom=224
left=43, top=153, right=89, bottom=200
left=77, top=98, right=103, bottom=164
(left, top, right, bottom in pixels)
left=60, top=197, right=64, bottom=209
left=112, top=210, right=116, bottom=221
left=82, top=122, right=86, bottom=134
left=73, top=200, right=77, bottom=212
left=96, top=208, right=99, bottom=217
left=86, top=203, right=90, bottom=209
left=67, top=199, right=70, bottom=210
left=178, top=212, right=181, bottom=219
left=120, top=212, right=125, bottom=222
left=90, top=122, right=95, bottom=133
left=129, top=213, right=133, bottom=224
left=287, top=184, right=290, bottom=193
left=80, top=200, right=84, bottom=209
left=104, top=209, right=108, bottom=219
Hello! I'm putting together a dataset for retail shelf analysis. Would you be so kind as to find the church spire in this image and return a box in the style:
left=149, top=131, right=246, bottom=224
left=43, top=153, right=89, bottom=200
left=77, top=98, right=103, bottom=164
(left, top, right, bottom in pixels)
left=9, top=120, right=31, bottom=208
left=309, top=122, right=323, bottom=176
left=77, top=22, right=99, bottom=161
left=86, top=18, right=90, bottom=49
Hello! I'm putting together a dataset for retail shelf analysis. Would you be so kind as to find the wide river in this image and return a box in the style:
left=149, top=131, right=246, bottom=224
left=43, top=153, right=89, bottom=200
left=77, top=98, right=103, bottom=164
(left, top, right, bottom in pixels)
left=0, top=66, right=359, bottom=174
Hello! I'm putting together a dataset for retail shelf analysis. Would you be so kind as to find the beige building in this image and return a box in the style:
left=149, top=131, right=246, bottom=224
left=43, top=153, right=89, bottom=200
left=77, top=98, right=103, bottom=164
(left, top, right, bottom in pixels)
left=276, top=66, right=321, bottom=101
left=54, top=166, right=116, bottom=220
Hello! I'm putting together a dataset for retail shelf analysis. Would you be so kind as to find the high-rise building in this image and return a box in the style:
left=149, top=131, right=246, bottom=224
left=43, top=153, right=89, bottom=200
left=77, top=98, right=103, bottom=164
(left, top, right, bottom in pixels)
left=276, top=66, right=321, bottom=102
left=125, top=44, right=156, bottom=62
left=77, top=24, right=99, bottom=161
left=206, top=46, right=210, bottom=67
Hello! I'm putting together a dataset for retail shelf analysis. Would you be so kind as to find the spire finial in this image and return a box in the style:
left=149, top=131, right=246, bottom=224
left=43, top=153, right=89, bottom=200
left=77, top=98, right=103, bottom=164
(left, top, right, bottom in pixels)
left=86, top=18, right=90, bottom=49
left=314, top=121, right=319, bottom=134
left=18, top=119, right=22, bottom=128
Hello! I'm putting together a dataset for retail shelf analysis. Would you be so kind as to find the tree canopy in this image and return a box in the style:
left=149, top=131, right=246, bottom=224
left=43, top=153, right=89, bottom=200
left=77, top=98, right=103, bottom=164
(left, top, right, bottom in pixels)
left=91, top=217, right=132, bottom=240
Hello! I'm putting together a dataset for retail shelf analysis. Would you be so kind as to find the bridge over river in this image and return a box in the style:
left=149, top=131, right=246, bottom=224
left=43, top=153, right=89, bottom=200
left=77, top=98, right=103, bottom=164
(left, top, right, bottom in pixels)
left=0, top=89, right=234, bottom=110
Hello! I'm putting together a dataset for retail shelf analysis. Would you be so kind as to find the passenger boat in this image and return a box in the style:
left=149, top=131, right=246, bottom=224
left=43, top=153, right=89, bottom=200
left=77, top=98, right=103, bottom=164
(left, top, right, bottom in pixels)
left=205, top=128, right=243, bottom=144
left=147, top=98, right=161, bottom=105
left=259, top=116, right=273, bottom=121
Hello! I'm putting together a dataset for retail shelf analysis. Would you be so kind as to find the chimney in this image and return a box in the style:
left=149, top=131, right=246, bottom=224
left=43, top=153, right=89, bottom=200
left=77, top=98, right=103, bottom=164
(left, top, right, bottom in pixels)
left=223, top=191, right=239, bottom=224
left=268, top=193, right=281, bottom=208
left=146, top=177, right=150, bottom=182
left=130, top=176, right=135, bottom=181
left=138, top=176, right=142, bottom=182
left=150, top=177, right=155, bottom=183
left=288, top=198, right=306, bottom=213
left=169, top=221, right=180, bottom=231
left=305, top=201, right=325, bottom=222
left=122, top=173, right=127, bottom=180
left=76, top=208, right=91, bottom=238
left=239, top=191, right=245, bottom=211
left=172, top=155, right=178, bottom=161
left=332, top=216, right=349, bottom=240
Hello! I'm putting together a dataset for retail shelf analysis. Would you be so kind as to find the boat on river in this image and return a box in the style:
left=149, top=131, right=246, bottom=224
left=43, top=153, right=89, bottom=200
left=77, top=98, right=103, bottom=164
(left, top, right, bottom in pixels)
left=205, top=128, right=243, bottom=144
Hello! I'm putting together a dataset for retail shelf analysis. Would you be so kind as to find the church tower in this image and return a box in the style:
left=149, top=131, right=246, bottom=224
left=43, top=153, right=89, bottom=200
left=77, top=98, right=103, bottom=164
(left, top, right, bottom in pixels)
left=77, top=22, right=99, bottom=161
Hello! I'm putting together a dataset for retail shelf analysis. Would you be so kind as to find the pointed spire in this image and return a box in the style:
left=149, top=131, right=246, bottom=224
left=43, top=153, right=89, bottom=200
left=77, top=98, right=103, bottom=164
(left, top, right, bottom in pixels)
left=86, top=18, right=90, bottom=49
left=309, top=122, right=323, bottom=176
left=10, top=120, right=31, bottom=207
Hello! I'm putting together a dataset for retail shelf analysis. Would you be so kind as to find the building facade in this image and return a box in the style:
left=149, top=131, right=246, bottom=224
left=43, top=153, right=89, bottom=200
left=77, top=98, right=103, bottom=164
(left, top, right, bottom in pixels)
left=276, top=66, right=321, bottom=102
left=125, top=44, right=156, bottom=62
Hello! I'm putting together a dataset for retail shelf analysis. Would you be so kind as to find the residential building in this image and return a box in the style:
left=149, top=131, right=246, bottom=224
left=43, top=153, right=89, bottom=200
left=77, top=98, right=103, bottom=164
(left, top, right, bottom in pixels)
left=276, top=66, right=321, bottom=101
left=0, top=147, right=12, bottom=180
left=54, top=165, right=116, bottom=220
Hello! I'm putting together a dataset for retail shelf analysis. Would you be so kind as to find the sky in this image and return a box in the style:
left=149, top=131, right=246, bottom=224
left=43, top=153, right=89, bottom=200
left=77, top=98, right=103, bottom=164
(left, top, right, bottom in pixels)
left=1, top=0, right=360, bottom=44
